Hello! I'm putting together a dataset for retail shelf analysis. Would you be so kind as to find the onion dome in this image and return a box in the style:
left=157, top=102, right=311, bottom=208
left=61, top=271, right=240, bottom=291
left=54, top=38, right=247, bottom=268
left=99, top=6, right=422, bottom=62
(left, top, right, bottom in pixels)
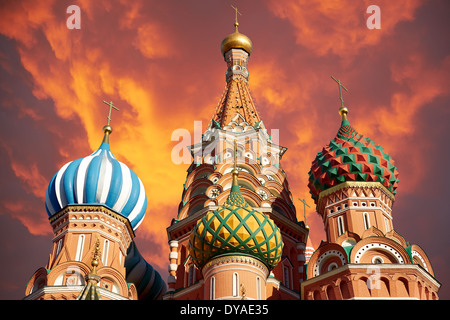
left=45, top=125, right=147, bottom=230
left=308, top=107, right=399, bottom=204
left=221, top=22, right=253, bottom=56
left=125, top=241, right=167, bottom=300
left=189, top=165, right=283, bottom=270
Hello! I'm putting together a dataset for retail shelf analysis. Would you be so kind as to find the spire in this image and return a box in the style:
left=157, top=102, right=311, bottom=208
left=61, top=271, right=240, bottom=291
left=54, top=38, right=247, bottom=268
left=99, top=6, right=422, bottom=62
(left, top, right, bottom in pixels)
left=213, top=13, right=260, bottom=128
left=221, top=6, right=252, bottom=56
left=331, top=75, right=349, bottom=122
left=77, top=238, right=102, bottom=300
left=102, top=100, right=119, bottom=144
left=226, top=140, right=246, bottom=207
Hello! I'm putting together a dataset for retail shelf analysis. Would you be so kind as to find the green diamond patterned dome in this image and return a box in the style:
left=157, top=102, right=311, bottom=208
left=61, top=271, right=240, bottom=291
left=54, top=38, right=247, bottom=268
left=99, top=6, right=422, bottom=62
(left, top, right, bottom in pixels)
left=189, top=171, right=283, bottom=270
left=308, top=118, right=399, bottom=203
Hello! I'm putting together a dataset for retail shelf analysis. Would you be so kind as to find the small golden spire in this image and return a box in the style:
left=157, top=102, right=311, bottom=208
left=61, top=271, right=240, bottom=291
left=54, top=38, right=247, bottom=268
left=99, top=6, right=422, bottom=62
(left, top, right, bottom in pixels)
left=102, top=100, right=119, bottom=143
left=240, top=283, right=247, bottom=300
left=232, top=140, right=239, bottom=186
left=90, top=238, right=101, bottom=275
left=331, top=75, right=349, bottom=121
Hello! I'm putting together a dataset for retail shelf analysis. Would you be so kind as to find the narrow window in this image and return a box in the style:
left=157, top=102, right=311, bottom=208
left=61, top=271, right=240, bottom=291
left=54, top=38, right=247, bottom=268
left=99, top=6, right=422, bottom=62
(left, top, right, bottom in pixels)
left=337, top=216, right=345, bottom=236
left=363, top=212, right=370, bottom=230
left=385, top=217, right=390, bottom=232
left=102, top=239, right=109, bottom=266
left=210, top=277, right=215, bottom=300
left=56, top=238, right=63, bottom=257
left=75, top=234, right=85, bottom=261
left=232, top=272, right=239, bottom=297
left=256, top=277, right=261, bottom=300
left=283, top=265, right=290, bottom=288
left=188, top=264, right=194, bottom=286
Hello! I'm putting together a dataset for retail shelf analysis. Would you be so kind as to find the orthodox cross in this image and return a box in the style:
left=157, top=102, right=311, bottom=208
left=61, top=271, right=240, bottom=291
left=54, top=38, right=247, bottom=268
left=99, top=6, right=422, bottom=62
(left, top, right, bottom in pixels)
left=331, top=75, right=348, bottom=108
left=102, top=100, right=119, bottom=126
left=231, top=5, right=242, bottom=25
left=298, top=197, right=310, bottom=226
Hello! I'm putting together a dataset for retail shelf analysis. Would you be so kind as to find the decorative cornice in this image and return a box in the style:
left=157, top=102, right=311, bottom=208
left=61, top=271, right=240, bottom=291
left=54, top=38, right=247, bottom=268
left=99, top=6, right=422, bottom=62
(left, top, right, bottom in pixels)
left=318, top=181, right=395, bottom=208
left=202, top=254, right=269, bottom=276
left=49, top=205, right=135, bottom=239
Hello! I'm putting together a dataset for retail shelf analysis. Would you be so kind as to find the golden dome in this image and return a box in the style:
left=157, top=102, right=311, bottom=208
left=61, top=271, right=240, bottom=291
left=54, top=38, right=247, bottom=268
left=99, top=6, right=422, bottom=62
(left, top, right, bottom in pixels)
left=221, top=22, right=253, bottom=56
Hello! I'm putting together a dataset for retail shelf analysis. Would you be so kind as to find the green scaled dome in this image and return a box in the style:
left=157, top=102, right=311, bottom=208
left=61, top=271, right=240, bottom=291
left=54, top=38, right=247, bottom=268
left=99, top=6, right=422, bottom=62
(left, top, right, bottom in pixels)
left=189, top=170, right=283, bottom=270
left=308, top=118, right=399, bottom=203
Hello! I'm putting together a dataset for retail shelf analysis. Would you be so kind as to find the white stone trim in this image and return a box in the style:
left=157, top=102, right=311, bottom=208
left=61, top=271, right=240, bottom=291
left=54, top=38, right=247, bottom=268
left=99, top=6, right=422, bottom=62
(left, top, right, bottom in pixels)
left=353, top=243, right=404, bottom=264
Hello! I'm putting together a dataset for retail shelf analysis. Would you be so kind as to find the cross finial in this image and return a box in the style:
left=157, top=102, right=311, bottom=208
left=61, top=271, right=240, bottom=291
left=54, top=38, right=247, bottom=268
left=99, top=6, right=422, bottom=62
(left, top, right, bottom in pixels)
left=331, top=75, right=349, bottom=120
left=102, top=100, right=119, bottom=126
left=90, top=238, right=101, bottom=274
left=231, top=5, right=242, bottom=31
left=231, top=140, right=240, bottom=188
left=298, top=198, right=310, bottom=227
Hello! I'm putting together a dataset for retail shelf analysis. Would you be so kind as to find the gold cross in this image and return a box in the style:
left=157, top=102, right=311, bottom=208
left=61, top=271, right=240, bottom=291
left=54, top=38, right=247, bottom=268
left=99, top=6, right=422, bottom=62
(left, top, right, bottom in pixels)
left=102, top=100, right=119, bottom=126
left=231, top=5, right=242, bottom=24
left=331, top=75, right=348, bottom=108
left=298, top=198, right=310, bottom=226
left=231, top=5, right=242, bottom=32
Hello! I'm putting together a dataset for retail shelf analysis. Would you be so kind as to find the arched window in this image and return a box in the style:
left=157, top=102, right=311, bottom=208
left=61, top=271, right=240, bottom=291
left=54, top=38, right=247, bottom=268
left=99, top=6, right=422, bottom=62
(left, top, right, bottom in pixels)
left=75, top=234, right=85, bottom=261
left=283, top=265, right=290, bottom=288
left=363, top=212, right=370, bottom=230
left=232, top=273, right=239, bottom=297
left=256, top=277, right=261, bottom=300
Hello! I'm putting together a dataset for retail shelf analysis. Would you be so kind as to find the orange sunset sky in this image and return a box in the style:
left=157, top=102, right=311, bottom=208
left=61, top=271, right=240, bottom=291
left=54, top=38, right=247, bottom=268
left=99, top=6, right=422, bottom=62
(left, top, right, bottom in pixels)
left=0, top=0, right=449, bottom=299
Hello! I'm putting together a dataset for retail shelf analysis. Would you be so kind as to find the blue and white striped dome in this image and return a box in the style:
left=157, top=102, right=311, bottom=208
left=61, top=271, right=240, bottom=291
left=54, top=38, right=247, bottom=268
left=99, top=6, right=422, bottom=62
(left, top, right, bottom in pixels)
left=45, top=141, right=147, bottom=230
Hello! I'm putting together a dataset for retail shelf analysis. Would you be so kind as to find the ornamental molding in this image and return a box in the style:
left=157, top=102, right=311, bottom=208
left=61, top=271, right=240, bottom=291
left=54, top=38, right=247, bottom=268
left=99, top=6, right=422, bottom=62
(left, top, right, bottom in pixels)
left=318, top=181, right=395, bottom=208
left=49, top=205, right=134, bottom=239
left=353, top=242, right=405, bottom=264
left=313, top=250, right=347, bottom=277
left=411, top=250, right=429, bottom=272
left=202, top=254, right=269, bottom=277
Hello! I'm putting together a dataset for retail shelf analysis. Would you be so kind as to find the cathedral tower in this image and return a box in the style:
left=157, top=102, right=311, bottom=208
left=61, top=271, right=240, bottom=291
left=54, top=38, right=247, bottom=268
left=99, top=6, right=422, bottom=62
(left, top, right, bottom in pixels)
left=24, top=104, right=166, bottom=300
left=165, top=18, right=309, bottom=300
left=301, top=78, right=440, bottom=300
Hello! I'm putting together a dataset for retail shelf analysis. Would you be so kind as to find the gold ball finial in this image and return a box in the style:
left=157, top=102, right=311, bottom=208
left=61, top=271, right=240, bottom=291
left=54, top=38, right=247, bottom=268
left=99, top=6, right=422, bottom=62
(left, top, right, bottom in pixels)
left=102, top=125, right=113, bottom=144
left=103, top=124, right=113, bottom=135
left=339, top=107, right=348, bottom=120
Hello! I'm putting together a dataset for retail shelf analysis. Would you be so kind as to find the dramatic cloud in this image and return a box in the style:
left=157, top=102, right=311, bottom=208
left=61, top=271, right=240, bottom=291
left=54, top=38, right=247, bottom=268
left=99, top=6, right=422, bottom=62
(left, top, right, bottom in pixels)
left=0, top=0, right=448, bottom=299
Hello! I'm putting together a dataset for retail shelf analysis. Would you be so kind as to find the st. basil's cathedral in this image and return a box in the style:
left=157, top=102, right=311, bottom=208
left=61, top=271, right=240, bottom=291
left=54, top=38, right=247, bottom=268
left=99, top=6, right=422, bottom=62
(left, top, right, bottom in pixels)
left=23, top=17, right=440, bottom=300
